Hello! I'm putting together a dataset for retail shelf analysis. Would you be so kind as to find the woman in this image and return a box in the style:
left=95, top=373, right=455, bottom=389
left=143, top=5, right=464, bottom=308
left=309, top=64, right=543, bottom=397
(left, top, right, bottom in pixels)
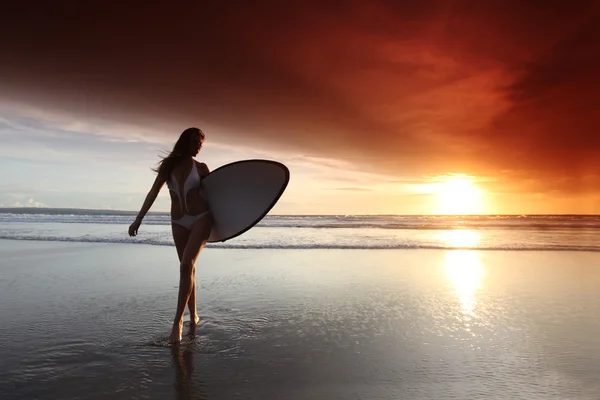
left=128, top=127, right=212, bottom=344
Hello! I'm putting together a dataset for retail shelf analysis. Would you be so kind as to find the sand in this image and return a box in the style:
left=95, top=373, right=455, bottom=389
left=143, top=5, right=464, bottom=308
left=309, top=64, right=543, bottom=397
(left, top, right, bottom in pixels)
left=1, top=239, right=600, bottom=399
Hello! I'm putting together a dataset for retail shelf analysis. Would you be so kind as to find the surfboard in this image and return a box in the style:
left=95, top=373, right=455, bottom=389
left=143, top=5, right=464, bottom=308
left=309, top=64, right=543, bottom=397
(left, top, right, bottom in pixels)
left=201, top=159, right=289, bottom=243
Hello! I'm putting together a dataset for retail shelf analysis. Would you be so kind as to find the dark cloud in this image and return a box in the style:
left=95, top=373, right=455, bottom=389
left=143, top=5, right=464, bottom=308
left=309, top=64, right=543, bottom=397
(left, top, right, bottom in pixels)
left=482, top=17, right=600, bottom=193
left=1, top=1, right=599, bottom=194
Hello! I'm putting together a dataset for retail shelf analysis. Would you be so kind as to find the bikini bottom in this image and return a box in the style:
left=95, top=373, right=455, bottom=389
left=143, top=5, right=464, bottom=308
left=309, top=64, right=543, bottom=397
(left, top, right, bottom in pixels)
left=171, top=210, right=211, bottom=230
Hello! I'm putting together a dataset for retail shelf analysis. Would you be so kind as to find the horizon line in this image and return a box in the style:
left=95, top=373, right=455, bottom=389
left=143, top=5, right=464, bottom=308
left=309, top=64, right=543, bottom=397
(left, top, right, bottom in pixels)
left=0, top=207, right=598, bottom=217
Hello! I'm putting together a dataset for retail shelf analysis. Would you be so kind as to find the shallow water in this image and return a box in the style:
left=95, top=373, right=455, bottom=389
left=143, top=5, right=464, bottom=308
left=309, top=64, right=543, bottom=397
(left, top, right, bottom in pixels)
left=1, top=240, right=600, bottom=399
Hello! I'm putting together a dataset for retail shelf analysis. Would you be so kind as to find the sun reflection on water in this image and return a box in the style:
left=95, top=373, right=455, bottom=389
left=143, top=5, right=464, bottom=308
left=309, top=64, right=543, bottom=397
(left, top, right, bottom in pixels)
left=445, top=250, right=484, bottom=316
left=441, top=229, right=481, bottom=248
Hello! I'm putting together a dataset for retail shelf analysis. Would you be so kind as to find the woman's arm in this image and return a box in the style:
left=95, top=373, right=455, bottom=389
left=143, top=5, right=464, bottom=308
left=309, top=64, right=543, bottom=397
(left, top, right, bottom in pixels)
left=129, top=173, right=166, bottom=236
left=136, top=173, right=166, bottom=220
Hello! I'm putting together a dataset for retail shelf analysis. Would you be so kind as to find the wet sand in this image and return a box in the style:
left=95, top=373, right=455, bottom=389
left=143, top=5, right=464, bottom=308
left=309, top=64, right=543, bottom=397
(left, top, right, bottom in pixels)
left=1, top=240, right=600, bottom=399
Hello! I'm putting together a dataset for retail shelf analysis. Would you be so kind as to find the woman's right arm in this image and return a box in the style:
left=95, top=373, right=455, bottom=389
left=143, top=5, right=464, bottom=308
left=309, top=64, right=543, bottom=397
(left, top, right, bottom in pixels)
left=128, top=173, right=166, bottom=237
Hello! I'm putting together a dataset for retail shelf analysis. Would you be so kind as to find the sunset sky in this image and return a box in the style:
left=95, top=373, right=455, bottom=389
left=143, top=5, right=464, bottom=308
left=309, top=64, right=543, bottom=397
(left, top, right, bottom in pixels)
left=1, top=1, right=599, bottom=214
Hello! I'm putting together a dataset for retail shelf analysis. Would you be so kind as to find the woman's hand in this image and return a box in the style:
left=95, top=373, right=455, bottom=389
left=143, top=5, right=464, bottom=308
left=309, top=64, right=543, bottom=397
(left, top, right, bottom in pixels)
left=128, top=218, right=142, bottom=237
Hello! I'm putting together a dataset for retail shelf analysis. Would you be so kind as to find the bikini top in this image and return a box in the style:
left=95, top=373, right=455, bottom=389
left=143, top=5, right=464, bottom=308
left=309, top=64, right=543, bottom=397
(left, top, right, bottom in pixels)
left=167, top=162, right=204, bottom=213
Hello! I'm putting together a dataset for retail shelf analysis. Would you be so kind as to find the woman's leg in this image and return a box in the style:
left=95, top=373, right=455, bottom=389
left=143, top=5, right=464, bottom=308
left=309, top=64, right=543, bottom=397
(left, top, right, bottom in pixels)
left=170, top=222, right=190, bottom=343
left=169, top=213, right=213, bottom=344
left=186, top=262, right=199, bottom=326
left=171, top=223, right=197, bottom=323
left=171, top=222, right=190, bottom=262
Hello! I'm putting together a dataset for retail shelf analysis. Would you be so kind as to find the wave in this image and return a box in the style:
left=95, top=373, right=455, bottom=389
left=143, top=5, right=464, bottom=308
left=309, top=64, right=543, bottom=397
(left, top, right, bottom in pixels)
left=1, top=235, right=598, bottom=252
left=2, top=213, right=600, bottom=230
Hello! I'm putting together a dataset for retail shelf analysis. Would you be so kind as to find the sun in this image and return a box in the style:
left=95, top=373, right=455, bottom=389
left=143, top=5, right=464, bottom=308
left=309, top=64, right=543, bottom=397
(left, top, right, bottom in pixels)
left=420, top=175, right=485, bottom=215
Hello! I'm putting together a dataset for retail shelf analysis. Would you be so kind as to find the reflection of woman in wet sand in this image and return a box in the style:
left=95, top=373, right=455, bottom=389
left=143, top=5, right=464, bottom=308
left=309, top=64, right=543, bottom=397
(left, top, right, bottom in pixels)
left=172, top=345, right=195, bottom=400
left=171, top=325, right=206, bottom=400
left=129, top=127, right=212, bottom=344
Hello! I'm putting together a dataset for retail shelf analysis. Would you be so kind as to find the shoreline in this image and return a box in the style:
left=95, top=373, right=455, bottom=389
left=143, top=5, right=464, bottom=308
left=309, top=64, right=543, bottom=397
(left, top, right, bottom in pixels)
left=1, top=237, right=600, bottom=253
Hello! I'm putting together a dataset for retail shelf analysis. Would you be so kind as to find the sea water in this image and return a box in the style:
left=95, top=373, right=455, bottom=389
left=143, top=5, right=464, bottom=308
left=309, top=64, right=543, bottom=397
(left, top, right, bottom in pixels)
left=1, top=209, right=599, bottom=251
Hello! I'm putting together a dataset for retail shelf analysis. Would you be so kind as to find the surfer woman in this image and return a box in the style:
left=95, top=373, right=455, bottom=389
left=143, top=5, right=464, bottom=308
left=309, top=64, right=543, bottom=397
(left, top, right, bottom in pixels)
left=128, top=127, right=212, bottom=344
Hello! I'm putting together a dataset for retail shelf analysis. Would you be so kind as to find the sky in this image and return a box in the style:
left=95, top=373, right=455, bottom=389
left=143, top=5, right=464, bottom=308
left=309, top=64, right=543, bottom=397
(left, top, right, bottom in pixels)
left=1, top=1, right=599, bottom=214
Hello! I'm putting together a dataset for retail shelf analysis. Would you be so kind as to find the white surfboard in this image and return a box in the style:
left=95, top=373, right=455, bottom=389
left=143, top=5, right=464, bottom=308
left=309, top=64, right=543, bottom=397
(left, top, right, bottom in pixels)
left=201, top=159, right=289, bottom=242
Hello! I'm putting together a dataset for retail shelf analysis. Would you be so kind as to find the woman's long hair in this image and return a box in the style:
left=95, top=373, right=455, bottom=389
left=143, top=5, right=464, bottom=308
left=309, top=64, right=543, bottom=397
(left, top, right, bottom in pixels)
left=153, top=127, right=204, bottom=178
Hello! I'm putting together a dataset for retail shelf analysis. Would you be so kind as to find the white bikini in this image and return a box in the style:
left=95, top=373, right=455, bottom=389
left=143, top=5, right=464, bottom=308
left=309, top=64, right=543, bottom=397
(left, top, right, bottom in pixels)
left=167, top=163, right=210, bottom=230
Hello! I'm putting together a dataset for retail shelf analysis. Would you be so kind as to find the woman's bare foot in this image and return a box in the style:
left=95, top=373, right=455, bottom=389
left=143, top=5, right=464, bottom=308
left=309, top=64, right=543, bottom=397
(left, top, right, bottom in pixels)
left=169, top=320, right=184, bottom=345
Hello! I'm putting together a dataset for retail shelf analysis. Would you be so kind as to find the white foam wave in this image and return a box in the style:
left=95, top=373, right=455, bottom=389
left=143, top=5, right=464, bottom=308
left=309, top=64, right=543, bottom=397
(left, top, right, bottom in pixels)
left=0, top=235, right=598, bottom=252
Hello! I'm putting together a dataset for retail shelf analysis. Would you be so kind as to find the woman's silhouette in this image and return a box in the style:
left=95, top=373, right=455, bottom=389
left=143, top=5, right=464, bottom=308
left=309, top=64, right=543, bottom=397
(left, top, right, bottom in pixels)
left=129, top=127, right=212, bottom=344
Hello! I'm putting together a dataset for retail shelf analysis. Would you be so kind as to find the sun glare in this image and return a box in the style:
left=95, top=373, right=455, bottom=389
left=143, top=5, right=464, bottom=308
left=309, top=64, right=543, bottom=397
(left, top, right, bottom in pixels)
left=441, top=229, right=480, bottom=248
left=437, top=177, right=482, bottom=214
left=419, top=175, right=485, bottom=215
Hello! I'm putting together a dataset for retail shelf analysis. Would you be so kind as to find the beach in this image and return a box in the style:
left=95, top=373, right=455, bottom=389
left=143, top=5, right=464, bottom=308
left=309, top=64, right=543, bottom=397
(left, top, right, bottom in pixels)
left=3, top=2, right=600, bottom=398
left=1, top=239, right=600, bottom=399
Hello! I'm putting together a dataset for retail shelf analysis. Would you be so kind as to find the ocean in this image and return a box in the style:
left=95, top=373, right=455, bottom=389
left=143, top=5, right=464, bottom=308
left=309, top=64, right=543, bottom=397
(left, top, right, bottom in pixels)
left=1, top=209, right=599, bottom=399
left=1, top=208, right=599, bottom=251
